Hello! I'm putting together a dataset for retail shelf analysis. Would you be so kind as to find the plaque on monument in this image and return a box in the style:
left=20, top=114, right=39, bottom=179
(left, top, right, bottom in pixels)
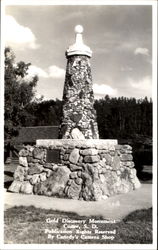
left=46, top=149, right=61, bottom=163
left=9, top=26, right=141, bottom=201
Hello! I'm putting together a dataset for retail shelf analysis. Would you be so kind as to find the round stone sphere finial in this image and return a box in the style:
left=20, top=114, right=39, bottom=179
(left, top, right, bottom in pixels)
left=66, top=25, right=92, bottom=57
left=75, top=25, right=83, bottom=34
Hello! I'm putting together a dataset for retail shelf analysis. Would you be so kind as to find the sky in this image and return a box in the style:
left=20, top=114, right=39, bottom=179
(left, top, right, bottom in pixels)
left=4, top=4, right=152, bottom=100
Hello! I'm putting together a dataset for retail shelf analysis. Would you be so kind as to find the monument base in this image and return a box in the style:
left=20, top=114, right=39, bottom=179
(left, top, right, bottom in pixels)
left=9, top=139, right=141, bottom=201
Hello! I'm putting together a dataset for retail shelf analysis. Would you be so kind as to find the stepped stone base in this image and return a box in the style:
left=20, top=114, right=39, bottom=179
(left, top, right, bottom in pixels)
left=9, top=139, right=141, bottom=201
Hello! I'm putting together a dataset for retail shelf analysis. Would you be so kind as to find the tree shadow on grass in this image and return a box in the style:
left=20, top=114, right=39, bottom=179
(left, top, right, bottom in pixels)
left=4, top=171, right=14, bottom=177
left=4, top=181, right=13, bottom=189
left=137, top=172, right=152, bottom=183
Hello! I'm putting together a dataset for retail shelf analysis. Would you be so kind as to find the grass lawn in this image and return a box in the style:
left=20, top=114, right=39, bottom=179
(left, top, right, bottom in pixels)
left=4, top=206, right=152, bottom=244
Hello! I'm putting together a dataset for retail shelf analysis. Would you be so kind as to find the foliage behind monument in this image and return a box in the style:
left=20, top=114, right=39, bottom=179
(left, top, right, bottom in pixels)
left=4, top=48, right=152, bottom=143
left=4, top=47, right=38, bottom=144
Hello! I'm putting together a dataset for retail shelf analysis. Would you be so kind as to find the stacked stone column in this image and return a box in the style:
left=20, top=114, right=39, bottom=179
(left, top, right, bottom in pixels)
left=8, top=25, right=141, bottom=200
left=60, top=25, right=99, bottom=139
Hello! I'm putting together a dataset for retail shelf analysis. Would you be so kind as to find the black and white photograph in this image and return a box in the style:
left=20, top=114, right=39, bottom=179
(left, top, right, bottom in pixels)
left=1, top=0, right=157, bottom=249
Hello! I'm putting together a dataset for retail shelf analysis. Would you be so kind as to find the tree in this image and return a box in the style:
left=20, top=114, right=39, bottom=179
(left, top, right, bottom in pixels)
left=4, top=47, right=38, bottom=146
left=25, top=99, right=63, bottom=127
left=94, top=95, right=152, bottom=140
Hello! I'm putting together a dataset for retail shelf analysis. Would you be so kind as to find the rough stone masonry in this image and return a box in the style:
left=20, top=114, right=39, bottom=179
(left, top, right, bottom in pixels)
left=8, top=25, right=141, bottom=200
left=9, top=140, right=141, bottom=201
left=60, top=25, right=99, bottom=139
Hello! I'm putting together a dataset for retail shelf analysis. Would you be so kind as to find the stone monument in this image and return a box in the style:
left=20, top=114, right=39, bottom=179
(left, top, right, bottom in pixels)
left=60, top=25, right=99, bottom=139
left=9, top=25, right=141, bottom=200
